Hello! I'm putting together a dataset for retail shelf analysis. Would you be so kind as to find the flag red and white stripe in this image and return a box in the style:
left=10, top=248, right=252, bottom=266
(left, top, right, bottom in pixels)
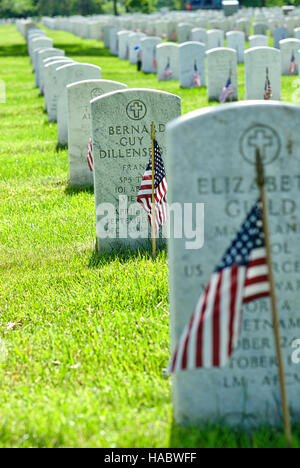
left=289, top=53, right=297, bottom=74
left=87, top=137, right=93, bottom=172
left=219, top=76, right=233, bottom=103
left=137, top=139, right=167, bottom=234
left=192, top=63, right=202, bottom=88
left=167, top=201, right=270, bottom=374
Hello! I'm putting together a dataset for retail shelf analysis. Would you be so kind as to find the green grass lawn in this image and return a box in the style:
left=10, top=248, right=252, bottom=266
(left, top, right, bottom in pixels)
left=0, top=24, right=299, bottom=448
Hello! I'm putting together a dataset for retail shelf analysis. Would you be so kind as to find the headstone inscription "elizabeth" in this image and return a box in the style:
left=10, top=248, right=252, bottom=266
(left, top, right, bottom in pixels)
left=91, top=88, right=181, bottom=252
left=167, top=101, right=300, bottom=428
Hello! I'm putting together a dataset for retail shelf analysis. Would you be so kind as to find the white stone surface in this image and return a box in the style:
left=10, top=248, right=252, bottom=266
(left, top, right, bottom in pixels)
left=44, top=58, right=75, bottom=118
left=178, top=42, right=205, bottom=88
left=91, top=88, right=181, bottom=252
left=30, top=37, right=53, bottom=63
left=274, top=27, right=289, bottom=49
left=141, top=37, right=161, bottom=74
left=109, top=27, right=121, bottom=56
left=36, top=48, right=65, bottom=89
left=207, top=29, right=224, bottom=50
left=244, top=47, right=281, bottom=100
left=279, top=38, right=300, bottom=75
left=167, top=101, right=300, bottom=428
left=206, top=48, right=238, bottom=101
left=226, top=31, right=245, bottom=63
left=156, top=43, right=179, bottom=81
left=178, top=23, right=192, bottom=43
left=249, top=35, right=268, bottom=48
left=191, top=28, right=207, bottom=48
left=128, top=33, right=146, bottom=65
left=56, top=63, right=102, bottom=146
left=67, top=79, right=127, bottom=186
left=253, top=22, right=268, bottom=35
left=117, top=31, right=131, bottom=60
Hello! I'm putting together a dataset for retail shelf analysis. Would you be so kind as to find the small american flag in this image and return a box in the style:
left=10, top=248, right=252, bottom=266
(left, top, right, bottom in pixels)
left=264, top=76, right=273, bottom=100
left=87, top=137, right=93, bottom=172
left=167, top=200, right=270, bottom=374
left=153, top=52, right=157, bottom=70
left=289, top=52, right=297, bottom=75
left=219, top=76, right=233, bottom=103
left=162, top=61, right=172, bottom=81
left=137, top=139, right=167, bottom=234
left=192, top=62, right=202, bottom=88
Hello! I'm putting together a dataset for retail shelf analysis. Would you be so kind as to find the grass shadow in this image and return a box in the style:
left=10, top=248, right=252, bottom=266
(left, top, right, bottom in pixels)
left=56, top=143, right=68, bottom=152
left=88, top=241, right=167, bottom=268
left=54, top=43, right=111, bottom=58
left=170, top=420, right=300, bottom=448
left=65, top=184, right=94, bottom=196
left=0, top=44, right=27, bottom=57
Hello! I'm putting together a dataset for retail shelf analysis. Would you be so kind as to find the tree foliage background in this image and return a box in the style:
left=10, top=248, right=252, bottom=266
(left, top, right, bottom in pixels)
left=0, top=0, right=300, bottom=18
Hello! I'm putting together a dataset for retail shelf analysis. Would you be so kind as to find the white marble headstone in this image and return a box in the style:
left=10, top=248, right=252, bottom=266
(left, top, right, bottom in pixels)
left=30, top=37, right=53, bottom=63
left=36, top=48, right=65, bottom=89
left=253, top=22, right=268, bottom=36
left=249, top=35, right=268, bottom=48
left=178, top=42, right=205, bottom=88
left=156, top=43, right=179, bottom=81
left=56, top=63, right=102, bottom=146
left=178, top=23, right=192, bottom=43
left=191, top=28, right=207, bottom=48
left=274, top=27, right=289, bottom=50
left=244, top=47, right=281, bottom=100
left=226, top=31, right=245, bottom=63
left=117, top=31, right=131, bottom=60
left=207, top=29, right=224, bottom=50
left=279, top=38, right=300, bottom=75
left=44, top=58, right=75, bottom=118
left=128, top=33, right=146, bottom=65
left=207, top=48, right=238, bottom=101
left=91, top=88, right=181, bottom=252
left=167, top=101, right=300, bottom=428
left=141, top=37, right=162, bottom=74
left=67, top=79, right=128, bottom=186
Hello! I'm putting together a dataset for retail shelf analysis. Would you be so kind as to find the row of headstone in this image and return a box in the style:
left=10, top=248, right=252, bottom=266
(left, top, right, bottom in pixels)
left=41, top=14, right=300, bottom=99
left=15, top=18, right=300, bottom=434
left=16, top=22, right=183, bottom=245
left=40, top=7, right=300, bottom=47
left=167, top=100, right=300, bottom=428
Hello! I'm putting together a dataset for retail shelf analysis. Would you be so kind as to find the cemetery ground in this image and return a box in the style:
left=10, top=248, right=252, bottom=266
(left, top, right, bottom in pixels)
left=0, top=24, right=300, bottom=449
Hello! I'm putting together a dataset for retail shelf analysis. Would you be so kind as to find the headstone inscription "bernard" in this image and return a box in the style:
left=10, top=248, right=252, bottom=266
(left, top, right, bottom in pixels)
left=91, top=88, right=181, bottom=252
left=167, top=101, right=300, bottom=428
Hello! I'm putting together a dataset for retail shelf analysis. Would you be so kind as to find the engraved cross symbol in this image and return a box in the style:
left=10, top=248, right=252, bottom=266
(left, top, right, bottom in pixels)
left=248, top=129, right=273, bottom=160
left=129, top=101, right=144, bottom=119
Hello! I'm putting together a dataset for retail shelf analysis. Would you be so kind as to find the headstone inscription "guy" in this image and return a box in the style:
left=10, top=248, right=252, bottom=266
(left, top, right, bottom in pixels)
left=167, top=101, right=300, bottom=428
left=91, top=88, right=181, bottom=252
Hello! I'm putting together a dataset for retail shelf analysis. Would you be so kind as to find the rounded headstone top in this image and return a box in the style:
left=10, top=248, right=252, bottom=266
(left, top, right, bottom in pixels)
left=90, top=87, right=181, bottom=106
left=178, top=41, right=206, bottom=48
left=167, top=100, right=299, bottom=132
left=245, top=46, right=280, bottom=55
left=67, top=79, right=128, bottom=90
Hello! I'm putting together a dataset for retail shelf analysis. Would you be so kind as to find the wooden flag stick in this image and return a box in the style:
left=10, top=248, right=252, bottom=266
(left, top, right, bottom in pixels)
left=256, top=149, right=292, bottom=448
left=151, top=121, right=156, bottom=258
